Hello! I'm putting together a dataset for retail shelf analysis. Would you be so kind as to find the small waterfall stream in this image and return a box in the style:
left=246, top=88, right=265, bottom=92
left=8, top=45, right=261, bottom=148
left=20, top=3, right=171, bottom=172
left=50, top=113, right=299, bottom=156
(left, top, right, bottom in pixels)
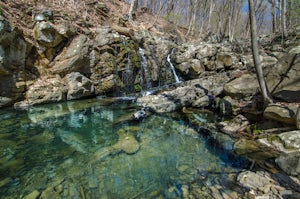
left=120, top=36, right=134, bottom=95
left=138, top=47, right=152, bottom=96
left=167, top=48, right=181, bottom=84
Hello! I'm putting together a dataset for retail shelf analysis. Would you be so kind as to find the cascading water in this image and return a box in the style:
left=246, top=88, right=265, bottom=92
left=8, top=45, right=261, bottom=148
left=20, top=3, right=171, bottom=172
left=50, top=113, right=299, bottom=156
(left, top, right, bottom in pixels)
left=167, top=48, right=181, bottom=84
left=138, top=47, right=153, bottom=96
left=120, top=36, right=134, bottom=95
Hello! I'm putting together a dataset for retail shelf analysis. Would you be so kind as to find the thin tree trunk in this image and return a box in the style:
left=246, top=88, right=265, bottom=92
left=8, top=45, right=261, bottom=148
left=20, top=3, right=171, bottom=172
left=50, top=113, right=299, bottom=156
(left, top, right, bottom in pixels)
left=281, top=0, right=287, bottom=38
left=272, top=0, right=277, bottom=33
left=129, top=0, right=138, bottom=21
left=248, top=0, right=273, bottom=104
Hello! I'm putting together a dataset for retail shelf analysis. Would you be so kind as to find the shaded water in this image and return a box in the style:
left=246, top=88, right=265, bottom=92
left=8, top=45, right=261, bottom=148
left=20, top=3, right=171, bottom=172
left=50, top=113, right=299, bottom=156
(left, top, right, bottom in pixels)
left=0, top=99, right=248, bottom=198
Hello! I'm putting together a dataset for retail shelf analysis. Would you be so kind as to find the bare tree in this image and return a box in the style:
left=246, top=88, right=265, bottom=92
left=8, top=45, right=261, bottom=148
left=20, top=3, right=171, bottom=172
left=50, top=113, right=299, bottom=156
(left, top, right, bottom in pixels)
left=129, top=0, right=138, bottom=20
left=268, top=0, right=277, bottom=33
left=248, top=0, right=273, bottom=104
left=281, top=0, right=287, bottom=38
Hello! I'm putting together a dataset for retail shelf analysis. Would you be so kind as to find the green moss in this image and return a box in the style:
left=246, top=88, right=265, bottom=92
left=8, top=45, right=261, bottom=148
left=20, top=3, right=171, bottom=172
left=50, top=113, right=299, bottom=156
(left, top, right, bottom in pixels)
left=134, top=84, right=141, bottom=92
left=267, top=135, right=282, bottom=143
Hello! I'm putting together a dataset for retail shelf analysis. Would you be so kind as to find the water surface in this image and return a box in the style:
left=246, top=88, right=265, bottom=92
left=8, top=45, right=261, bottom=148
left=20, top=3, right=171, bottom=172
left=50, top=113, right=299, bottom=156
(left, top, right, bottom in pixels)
left=0, top=99, right=248, bottom=198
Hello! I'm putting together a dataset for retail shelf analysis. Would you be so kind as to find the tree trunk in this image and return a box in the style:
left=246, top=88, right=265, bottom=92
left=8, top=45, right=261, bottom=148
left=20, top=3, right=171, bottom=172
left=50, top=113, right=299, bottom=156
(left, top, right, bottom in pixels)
left=281, top=0, right=287, bottom=38
left=248, top=0, right=273, bottom=104
left=272, top=0, right=277, bottom=33
left=129, top=0, right=138, bottom=21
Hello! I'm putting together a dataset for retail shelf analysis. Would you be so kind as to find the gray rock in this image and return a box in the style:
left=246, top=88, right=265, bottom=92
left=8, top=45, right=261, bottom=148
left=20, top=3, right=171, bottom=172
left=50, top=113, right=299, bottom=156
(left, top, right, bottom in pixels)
left=224, top=74, right=259, bottom=99
left=278, top=130, right=300, bottom=150
left=276, top=152, right=300, bottom=176
left=64, top=72, right=94, bottom=100
left=264, top=104, right=297, bottom=125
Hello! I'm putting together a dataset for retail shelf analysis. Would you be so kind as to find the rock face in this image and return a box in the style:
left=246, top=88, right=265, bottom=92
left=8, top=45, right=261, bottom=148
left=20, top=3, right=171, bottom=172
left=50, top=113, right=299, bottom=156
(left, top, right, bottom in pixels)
left=0, top=17, right=27, bottom=108
left=64, top=72, right=94, bottom=100
left=50, top=34, right=91, bottom=76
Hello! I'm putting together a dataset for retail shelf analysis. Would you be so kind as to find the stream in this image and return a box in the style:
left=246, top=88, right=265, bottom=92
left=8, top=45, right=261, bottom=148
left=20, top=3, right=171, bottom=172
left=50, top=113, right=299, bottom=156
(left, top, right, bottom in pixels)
left=0, top=98, right=249, bottom=198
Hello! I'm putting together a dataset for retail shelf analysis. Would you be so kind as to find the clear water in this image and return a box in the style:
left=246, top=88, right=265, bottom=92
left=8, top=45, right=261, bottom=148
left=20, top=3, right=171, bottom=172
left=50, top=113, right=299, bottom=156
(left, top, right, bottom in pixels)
left=0, top=99, right=248, bottom=198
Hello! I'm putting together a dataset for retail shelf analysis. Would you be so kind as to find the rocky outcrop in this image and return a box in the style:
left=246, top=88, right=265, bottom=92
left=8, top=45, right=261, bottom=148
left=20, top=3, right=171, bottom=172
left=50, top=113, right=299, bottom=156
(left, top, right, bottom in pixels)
left=137, top=72, right=231, bottom=113
left=64, top=72, right=94, bottom=100
left=14, top=76, right=67, bottom=108
left=50, top=34, right=91, bottom=76
left=0, top=16, right=27, bottom=108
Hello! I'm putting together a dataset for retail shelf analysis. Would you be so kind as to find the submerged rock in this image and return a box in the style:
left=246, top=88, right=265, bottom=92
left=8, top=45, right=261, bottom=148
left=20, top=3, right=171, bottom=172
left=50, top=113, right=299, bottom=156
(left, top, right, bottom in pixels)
left=113, top=128, right=140, bottom=154
left=23, top=190, right=40, bottom=199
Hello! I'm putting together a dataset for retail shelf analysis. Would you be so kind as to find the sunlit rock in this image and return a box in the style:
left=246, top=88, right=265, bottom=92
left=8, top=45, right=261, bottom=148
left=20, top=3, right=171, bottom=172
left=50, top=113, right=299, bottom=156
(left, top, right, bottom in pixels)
left=14, top=76, right=67, bottom=108
left=50, top=34, right=90, bottom=76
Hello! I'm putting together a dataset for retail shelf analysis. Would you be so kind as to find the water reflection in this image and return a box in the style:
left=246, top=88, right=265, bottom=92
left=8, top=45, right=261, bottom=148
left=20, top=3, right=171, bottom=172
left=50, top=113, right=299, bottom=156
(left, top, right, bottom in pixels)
left=0, top=99, right=248, bottom=198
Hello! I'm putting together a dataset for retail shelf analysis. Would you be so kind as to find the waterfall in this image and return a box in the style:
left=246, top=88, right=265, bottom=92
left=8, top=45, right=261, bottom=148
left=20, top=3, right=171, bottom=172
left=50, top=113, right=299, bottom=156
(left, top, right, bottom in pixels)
left=167, top=48, right=181, bottom=84
left=138, top=47, right=152, bottom=94
left=120, top=36, right=134, bottom=95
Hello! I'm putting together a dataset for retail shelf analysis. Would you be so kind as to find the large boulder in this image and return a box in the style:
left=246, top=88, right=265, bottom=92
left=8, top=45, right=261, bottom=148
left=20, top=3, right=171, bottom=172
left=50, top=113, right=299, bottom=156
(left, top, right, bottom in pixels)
left=264, top=103, right=298, bottom=125
left=14, top=76, right=67, bottom=108
left=50, top=34, right=91, bottom=76
left=224, top=74, right=259, bottom=99
left=266, top=46, right=300, bottom=102
left=64, top=72, right=94, bottom=100
left=0, top=16, right=27, bottom=108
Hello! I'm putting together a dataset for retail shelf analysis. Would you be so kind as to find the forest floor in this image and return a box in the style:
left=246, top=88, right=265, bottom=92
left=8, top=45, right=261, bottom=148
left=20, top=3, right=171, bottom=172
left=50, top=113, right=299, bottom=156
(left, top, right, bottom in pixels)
left=0, top=0, right=189, bottom=44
